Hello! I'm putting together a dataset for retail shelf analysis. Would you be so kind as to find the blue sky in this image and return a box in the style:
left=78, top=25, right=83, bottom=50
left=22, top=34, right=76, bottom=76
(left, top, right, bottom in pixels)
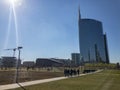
left=0, top=0, right=120, bottom=63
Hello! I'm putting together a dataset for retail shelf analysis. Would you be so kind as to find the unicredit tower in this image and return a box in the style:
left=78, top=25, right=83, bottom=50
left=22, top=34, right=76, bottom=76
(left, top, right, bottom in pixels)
left=78, top=8, right=109, bottom=64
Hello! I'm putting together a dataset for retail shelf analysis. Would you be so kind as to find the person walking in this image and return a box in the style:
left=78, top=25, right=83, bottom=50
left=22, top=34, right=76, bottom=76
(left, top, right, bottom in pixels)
left=77, top=69, right=80, bottom=76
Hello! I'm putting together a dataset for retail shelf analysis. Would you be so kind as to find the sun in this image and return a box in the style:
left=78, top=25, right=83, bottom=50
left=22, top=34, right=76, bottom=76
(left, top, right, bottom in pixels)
left=9, top=0, right=19, bottom=5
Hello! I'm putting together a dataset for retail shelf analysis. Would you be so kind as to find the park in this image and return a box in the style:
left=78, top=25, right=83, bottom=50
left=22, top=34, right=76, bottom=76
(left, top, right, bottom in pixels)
left=0, top=63, right=120, bottom=90
left=0, top=0, right=120, bottom=90
left=5, top=69, right=120, bottom=90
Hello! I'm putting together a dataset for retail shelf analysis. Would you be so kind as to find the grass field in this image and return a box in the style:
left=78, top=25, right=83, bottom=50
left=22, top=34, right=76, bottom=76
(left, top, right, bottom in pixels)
left=12, top=70, right=120, bottom=90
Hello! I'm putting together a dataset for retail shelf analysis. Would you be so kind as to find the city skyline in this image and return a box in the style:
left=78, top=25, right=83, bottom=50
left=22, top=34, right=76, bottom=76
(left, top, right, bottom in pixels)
left=0, top=0, right=120, bottom=63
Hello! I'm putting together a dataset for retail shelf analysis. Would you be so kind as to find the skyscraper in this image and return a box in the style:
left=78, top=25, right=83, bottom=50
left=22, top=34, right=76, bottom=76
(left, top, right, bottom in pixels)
left=78, top=8, right=109, bottom=63
left=71, top=53, right=80, bottom=66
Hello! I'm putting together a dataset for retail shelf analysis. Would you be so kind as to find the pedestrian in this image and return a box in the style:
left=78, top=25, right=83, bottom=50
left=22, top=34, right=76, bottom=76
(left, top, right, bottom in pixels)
left=67, top=69, right=70, bottom=77
left=77, top=69, right=80, bottom=76
left=70, top=69, right=73, bottom=77
left=64, top=69, right=67, bottom=77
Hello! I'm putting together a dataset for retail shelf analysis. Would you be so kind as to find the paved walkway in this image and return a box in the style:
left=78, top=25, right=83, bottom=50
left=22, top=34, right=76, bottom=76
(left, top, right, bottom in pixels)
left=0, top=70, right=102, bottom=90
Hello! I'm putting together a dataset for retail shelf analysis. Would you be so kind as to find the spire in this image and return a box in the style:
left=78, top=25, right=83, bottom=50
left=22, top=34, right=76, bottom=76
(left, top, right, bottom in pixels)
left=78, top=5, right=81, bottom=20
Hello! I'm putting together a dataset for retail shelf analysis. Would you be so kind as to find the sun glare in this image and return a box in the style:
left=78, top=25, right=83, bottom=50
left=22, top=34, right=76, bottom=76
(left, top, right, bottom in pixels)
left=9, top=0, right=19, bottom=5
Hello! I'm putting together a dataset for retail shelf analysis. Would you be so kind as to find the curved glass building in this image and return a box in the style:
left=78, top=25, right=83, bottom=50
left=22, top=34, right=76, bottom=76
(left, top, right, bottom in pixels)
left=78, top=9, right=109, bottom=63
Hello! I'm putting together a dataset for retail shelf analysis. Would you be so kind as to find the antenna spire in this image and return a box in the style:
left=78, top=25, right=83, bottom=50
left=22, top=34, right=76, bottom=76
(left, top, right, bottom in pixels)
left=78, top=5, right=81, bottom=20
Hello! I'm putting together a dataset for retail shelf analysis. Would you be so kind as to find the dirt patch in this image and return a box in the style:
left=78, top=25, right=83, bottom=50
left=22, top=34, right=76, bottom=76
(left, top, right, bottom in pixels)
left=0, top=71, right=64, bottom=85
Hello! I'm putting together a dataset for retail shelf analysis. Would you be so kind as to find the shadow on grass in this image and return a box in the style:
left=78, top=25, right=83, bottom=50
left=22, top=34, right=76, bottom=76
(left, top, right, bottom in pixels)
left=17, top=83, right=26, bottom=90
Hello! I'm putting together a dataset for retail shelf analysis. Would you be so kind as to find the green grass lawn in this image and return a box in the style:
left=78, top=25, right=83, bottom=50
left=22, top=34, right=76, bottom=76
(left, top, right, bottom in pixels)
left=12, top=70, right=120, bottom=90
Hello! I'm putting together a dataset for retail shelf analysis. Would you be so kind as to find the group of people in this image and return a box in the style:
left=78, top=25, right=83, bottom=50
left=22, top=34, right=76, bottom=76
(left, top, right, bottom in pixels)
left=64, top=68, right=80, bottom=77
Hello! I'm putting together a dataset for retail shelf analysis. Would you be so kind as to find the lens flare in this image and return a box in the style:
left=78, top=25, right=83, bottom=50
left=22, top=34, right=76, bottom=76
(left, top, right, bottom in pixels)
left=9, top=0, right=19, bottom=4
left=4, top=0, right=20, bottom=49
left=4, top=7, right=12, bottom=49
left=12, top=7, right=19, bottom=47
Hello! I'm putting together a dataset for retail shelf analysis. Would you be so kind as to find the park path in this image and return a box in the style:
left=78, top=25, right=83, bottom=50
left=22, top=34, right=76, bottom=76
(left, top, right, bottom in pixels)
left=0, top=77, right=68, bottom=90
left=0, top=70, right=102, bottom=90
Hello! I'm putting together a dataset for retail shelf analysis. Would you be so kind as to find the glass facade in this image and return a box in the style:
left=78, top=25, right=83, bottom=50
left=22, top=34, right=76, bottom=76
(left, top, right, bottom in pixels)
left=79, top=19, right=108, bottom=63
left=71, top=53, right=80, bottom=66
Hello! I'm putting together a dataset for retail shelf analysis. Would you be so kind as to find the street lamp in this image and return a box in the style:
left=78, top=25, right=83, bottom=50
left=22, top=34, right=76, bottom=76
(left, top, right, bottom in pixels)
left=15, top=46, right=23, bottom=83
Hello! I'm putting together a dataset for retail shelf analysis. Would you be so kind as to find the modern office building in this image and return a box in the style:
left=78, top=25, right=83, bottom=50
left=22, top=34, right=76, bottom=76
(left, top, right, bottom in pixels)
left=71, top=53, right=80, bottom=66
left=1, top=57, right=17, bottom=68
left=78, top=8, right=109, bottom=63
left=103, top=34, right=110, bottom=64
left=0, top=56, right=22, bottom=69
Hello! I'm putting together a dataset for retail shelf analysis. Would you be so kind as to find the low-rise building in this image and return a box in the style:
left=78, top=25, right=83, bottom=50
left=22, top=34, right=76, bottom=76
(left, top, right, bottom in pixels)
left=23, top=61, right=35, bottom=67
left=51, top=58, right=71, bottom=67
left=1, top=56, right=21, bottom=68
left=0, top=58, right=2, bottom=67
left=36, top=58, right=63, bottom=67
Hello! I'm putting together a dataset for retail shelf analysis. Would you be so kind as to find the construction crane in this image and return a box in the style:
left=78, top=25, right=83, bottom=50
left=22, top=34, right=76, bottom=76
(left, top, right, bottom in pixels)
left=5, top=48, right=17, bottom=57
left=4, top=46, right=23, bottom=84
